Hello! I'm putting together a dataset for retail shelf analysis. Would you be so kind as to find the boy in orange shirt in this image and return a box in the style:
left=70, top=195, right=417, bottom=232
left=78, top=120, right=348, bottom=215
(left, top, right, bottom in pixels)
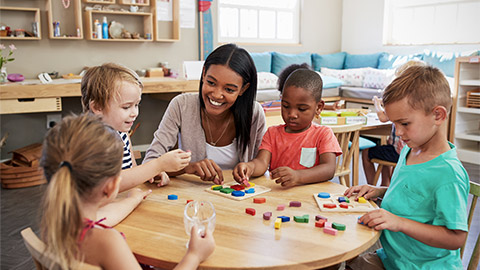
left=233, top=69, right=341, bottom=187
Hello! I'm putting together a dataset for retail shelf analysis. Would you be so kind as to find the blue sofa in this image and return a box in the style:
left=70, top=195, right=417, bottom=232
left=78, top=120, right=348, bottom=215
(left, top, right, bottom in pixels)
left=251, top=50, right=478, bottom=103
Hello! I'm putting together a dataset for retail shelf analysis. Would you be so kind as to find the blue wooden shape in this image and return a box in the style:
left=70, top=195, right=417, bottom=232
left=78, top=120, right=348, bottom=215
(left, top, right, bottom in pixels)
left=231, top=190, right=245, bottom=197
left=167, top=194, right=178, bottom=200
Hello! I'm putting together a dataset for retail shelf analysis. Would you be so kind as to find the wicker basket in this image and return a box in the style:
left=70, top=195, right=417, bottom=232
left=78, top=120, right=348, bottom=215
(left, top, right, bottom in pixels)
left=466, top=89, right=480, bottom=108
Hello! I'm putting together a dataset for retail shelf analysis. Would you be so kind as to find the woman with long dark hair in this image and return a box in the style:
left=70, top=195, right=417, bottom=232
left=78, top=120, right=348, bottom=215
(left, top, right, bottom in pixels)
left=144, top=44, right=266, bottom=184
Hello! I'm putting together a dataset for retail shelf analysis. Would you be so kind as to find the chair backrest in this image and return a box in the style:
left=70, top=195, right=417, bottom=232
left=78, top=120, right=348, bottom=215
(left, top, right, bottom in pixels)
left=330, top=123, right=363, bottom=186
left=21, top=227, right=101, bottom=270
left=461, top=181, right=480, bottom=270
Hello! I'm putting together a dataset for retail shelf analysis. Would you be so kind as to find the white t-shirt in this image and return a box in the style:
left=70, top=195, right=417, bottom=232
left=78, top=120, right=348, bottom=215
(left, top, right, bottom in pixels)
left=205, top=138, right=239, bottom=170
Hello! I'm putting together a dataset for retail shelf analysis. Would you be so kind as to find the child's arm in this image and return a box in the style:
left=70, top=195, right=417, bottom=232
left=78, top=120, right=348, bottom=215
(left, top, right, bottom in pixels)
left=373, top=96, right=389, bottom=122
left=174, top=225, right=215, bottom=270
left=359, top=209, right=467, bottom=250
left=97, top=188, right=152, bottom=227
left=232, top=149, right=272, bottom=183
left=270, top=152, right=336, bottom=187
left=119, top=149, right=191, bottom=192
left=344, top=184, right=388, bottom=200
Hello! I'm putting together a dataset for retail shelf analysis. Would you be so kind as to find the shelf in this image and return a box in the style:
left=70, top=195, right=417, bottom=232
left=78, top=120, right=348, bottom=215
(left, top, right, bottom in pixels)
left=456, top=148, right=480, bottom=165
left=460, top=79, right=480, bottom=87
left=152, top=0, right=180, bottom=42
left=458, top=106, right=480, bottom=114
left=118, top=0, right=150, bottom=6
left=0, top=7, right=41, bottom=40
left=46, top=0, right=83, bottom=39
left=456, top=131, right=480, bottom=142
left=84, top=10, right=153, bottom=41
left=83, top=0, right=115, bottom=4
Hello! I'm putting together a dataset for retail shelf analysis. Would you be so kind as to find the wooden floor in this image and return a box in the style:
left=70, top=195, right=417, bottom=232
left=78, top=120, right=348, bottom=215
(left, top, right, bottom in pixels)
left=1, top=161, right=478, bottom=269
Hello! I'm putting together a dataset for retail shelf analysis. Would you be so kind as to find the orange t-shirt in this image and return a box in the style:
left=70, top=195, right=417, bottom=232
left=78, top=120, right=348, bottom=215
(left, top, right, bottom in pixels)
left=259, top=123, right=342, bottom=171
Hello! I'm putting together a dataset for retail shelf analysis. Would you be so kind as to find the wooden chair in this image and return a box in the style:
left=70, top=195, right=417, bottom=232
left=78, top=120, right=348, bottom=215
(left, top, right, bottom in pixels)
left=330, top=123, right=363, bottom=187
left=461, top=181, right=480, bottom=270
left=371, top=158, right=397, bottom=186
left=21, top=227, right=100, bottom=270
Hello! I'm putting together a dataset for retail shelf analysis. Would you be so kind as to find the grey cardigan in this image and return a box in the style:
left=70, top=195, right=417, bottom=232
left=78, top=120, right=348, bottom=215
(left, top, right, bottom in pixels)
left=143, top=93, right=266, bottom=164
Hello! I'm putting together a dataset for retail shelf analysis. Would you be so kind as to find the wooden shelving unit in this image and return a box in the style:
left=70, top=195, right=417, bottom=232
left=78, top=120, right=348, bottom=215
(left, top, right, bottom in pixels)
left=0, top=6, right=41, bottom=40
left=83, top=0, right=115, bottom=4
left=46, top=0, right=83, bottom=40
left=84, top=10, right=153, bottom=41
left=118, top=0, right=150, bottom=6
left=152, top=0, right=180, bottom=42
left=450, top=56, right=480, bottom=165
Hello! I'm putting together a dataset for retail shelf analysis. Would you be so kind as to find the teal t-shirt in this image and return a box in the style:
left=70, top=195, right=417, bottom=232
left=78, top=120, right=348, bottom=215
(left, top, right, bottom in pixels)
left=378, top=142, right=470, bottom=270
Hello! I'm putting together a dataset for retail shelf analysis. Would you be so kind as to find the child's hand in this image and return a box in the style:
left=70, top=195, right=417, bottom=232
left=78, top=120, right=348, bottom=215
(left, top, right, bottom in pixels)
left=127, top=188, right=152, bottom=205
left=187, top=225, right=215, bottom=263
left=344, top=184, right=383, bottom=200
left=159, top=149, right=192, bottom=172
left=270, top=167, right=301, bottom=187
left=184, top=159, right=223, bottom=185
left=372, top=96, right=389, bottom=122
left=232, top=162, right=253, bottom=184
left=156, top=171, right=170, bottom=187
left=358, top=209, right=403, bottom=232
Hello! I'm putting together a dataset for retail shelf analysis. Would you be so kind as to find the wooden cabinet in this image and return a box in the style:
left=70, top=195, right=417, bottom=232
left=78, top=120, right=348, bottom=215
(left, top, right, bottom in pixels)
left=0, top=6, right=41, bottom=40
left=450, top=56, right=480, bottom=165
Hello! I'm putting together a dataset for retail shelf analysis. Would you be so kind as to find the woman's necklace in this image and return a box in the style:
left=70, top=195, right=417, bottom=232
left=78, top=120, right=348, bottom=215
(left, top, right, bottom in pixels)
left=204, top=112, right=232, bottom=146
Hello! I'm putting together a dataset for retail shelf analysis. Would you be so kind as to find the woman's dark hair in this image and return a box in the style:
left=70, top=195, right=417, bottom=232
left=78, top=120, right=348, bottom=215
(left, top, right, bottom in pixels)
left=199, top=43, right=257, bottom=153
left=277, top=63, right=312, bottom=93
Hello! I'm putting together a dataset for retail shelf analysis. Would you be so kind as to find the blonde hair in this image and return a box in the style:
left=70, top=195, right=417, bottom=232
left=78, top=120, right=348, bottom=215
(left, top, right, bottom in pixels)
left=383, top=65, right=452, bottom=114
left=40, top=114, right=123, bottom=269
left=81, top=63, right=143, bottom=112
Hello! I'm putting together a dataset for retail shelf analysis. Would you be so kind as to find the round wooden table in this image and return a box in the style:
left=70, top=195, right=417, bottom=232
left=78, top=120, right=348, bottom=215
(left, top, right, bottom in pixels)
left=115, top=172, right=380, bottom=269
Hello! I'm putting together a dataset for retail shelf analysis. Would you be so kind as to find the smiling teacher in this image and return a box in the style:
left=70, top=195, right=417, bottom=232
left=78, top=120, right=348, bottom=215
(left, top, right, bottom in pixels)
left=143, top=44, right=266, bottom=184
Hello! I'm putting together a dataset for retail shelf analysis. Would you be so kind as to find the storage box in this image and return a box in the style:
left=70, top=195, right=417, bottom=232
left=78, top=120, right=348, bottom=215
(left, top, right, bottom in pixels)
left=0, top=98, right=61, bottom=114
left=466, top=89, right=480, bottom=108
left=146, top=68, right=164, bottom=77
left=316, top=116, right=367, bottom=125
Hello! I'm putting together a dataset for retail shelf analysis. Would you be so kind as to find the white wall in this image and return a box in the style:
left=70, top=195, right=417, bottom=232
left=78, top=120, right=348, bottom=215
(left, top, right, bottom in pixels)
left=341, top=0, right=480, bottom=54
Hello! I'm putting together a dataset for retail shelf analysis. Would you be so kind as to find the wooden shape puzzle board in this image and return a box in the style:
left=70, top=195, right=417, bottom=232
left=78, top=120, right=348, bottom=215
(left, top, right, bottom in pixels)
left=313, top=193, right=379, bottom=212
left=205, top=181, right=271, bottom=201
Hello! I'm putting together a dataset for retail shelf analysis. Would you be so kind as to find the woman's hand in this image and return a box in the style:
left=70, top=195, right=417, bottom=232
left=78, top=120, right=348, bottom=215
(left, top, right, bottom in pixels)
left=159, top=149, right=192, bottom=172
left=270, top=167, right=301, bottom=187
left=184, top=159, right=223, bottom=185
left=232, top=162, right=253, bottom=184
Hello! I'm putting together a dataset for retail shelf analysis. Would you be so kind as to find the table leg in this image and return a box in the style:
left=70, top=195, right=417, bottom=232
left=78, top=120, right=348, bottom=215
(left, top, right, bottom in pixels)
left=353, top=143, right=359, bottom=187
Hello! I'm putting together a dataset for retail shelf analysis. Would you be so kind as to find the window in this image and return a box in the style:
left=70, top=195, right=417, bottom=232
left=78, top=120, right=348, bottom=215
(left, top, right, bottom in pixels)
left=383, top=0, right=480, bottom=45
left=217, top=0, right=300, bottom=44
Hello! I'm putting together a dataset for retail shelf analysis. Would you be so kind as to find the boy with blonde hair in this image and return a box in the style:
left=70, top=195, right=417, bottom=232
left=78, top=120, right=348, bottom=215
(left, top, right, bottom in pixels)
left=345, top=65, right=469, bottom=269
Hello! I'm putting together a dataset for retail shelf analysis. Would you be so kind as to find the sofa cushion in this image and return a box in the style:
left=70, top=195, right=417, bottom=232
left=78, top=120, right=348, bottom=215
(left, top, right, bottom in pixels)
left=316, top=72, right=344, bottom=89
left=340, top=86, right=383, bottom=100
left=344, top=53, right=384, bottom=69
left=250, top=52, right=272, bottom=73
left=378, top=53, right=423, bottom=69
left=362, top=68, right=395, bottom=89
left=311, top=52, right=346, bottom=70
left=423, top=50, right=477, bottom=77
left=321, top=67, right=368, bottom=87
left=257, top=72, right=278, bottom=90
left=271, top=52, right=312, bottom=75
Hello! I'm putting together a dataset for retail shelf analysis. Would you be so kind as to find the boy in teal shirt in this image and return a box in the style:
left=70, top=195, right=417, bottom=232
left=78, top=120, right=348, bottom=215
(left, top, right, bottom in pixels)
left=344, top=65, right=470, bottom=270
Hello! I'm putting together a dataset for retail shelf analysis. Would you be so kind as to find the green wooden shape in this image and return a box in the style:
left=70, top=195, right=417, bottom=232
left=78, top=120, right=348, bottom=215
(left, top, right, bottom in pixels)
left=332, top=222, right=346, bottom=231
left=220, top=187, right=234, bottom=194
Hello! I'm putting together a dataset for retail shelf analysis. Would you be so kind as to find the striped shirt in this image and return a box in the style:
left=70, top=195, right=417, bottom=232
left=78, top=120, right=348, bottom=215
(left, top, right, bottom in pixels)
left=118, top=131, right=133, bottom=170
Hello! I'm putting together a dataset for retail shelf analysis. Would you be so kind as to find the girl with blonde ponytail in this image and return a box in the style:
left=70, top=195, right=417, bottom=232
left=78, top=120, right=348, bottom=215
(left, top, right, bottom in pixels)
left=40, top=114, right=215, bottom=270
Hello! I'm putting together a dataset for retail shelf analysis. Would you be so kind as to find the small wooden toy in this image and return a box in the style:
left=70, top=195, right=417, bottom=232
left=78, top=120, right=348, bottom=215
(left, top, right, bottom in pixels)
left=315, top=215, right=327, bottom=221
left=186, top=199, right=193, bottom=204
left=315, top=219, right=326, bottom=228
left=263, top=212, right=272, bottom=220
left=167, top=194, right=178, bottom=200
left=253, top=197, right=266, bottom=204
left=324, top=222, right=332, bottom=228
left=230, top=184, right=245, bottom=191
left=293, top=215, right=309, bottom=223
left=358, top=197, right=367, bottom=203
left=289, top=201, right=301, bottom=207
left=206, top=181, right=271, bottom=201
left=232, top=190, right=245, bottom=197
left=332, top=222, right=346, bottom=231
left=274, top=218, right=282, bottom=229
left=246, top=208, right=256, bottom=216
left=278, top=216, right=290, bottom=222
left=317, top=192, right=330, bottom=198
left=277, top=204, right=285, bottom=211
left=313, top=193, right=379, bottom=212
left=323, top=227, right=338, bottom=235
